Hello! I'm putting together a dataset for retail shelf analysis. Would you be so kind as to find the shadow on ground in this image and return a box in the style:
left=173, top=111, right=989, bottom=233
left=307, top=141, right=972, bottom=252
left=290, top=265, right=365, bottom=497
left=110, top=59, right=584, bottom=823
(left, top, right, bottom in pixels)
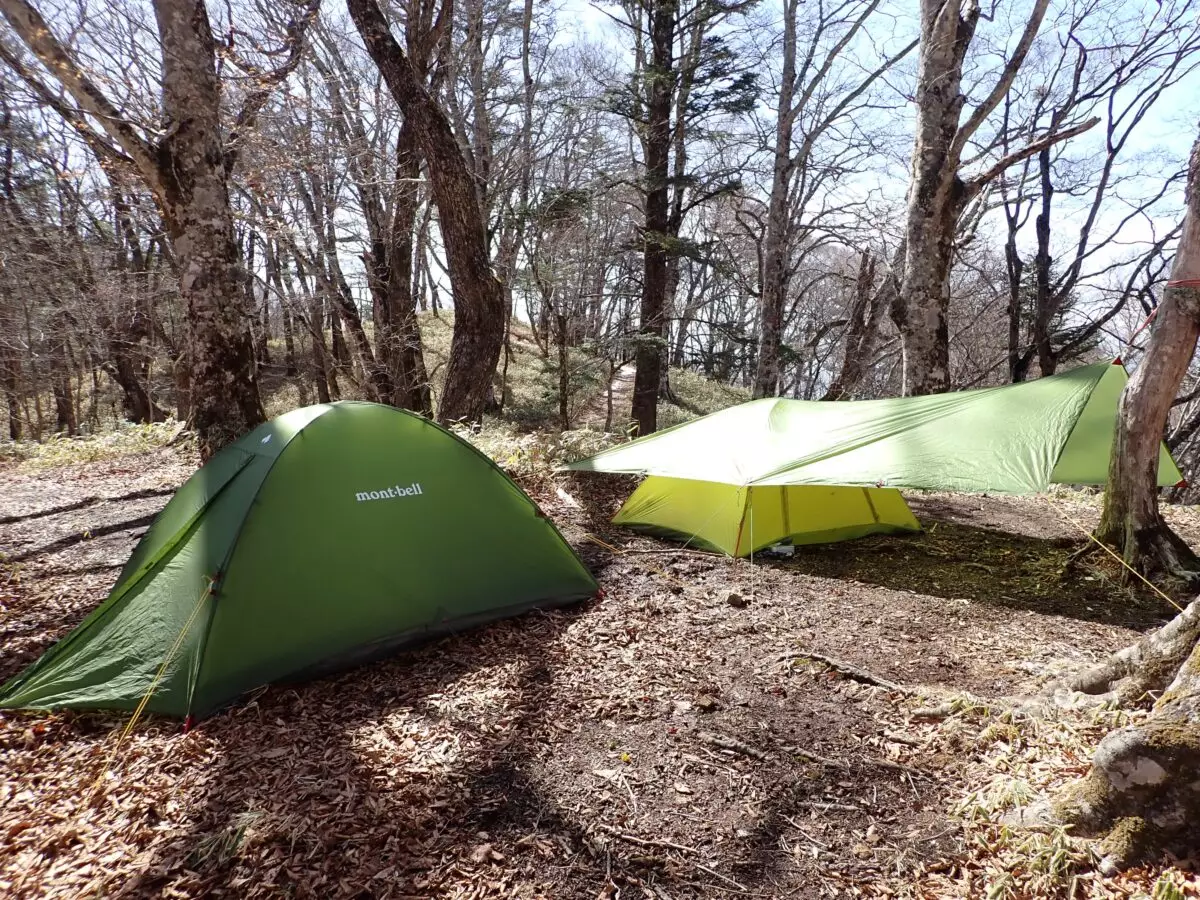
left=784, top=519, right=1177, bottom=630
left=115, top=607, right=595, bottom=897
left=565, top=473, right=1180, bottom=631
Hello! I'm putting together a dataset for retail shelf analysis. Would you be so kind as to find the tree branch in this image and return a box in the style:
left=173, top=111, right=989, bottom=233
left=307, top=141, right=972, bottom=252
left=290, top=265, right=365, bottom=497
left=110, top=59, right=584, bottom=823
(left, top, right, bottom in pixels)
left=952, top=0, right=1052, bottom=155
left=0, top=0, right=161, bottom=189
left=965, top=117, right=1099, bottom=198
left=223, top=0, right=320, bottom=176
left=0, top=38, right=134, bottom=171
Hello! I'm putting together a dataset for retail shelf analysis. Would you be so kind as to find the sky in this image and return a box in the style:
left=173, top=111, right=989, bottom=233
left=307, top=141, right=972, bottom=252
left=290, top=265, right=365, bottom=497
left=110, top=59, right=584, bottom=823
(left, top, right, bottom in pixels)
left=563, top=0, right=1200, bottom=233
left=558, top=0, right=1200, bottom=347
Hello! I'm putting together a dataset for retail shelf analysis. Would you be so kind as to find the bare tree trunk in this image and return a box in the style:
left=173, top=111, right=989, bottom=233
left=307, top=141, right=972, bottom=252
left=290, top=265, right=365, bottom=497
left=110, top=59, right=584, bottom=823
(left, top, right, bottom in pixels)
left=348, top=0, right=504, bottom=426
left=0, top=0, right=319, bottom=456
left=1032, top=147, right=1057, bottom=376
left=631, top=0, right=673, bottom=436
left=103, top=349, right=164, bottom=424
left=1053, top=127, right=1200, bottom=874
left=292, top=264, right=335, bottom=404
left=893, top=0, right=1054, bottom=395
left=892, top=0, right=978, bottom=396
left=282, top=306, right=298, bottom=378
left=823, top=249, right=892, bottom=400
left=752, top=0, right=797, bottom=400
left=489, top=0, right=536, bottom=412
left=0, top=302, right=21, bottom=439
left=1002, top=180, right=1034, bottom=383
left=384, top=120, right=433, bottom=415
left=1094, top=133, right=1200, bottom=583
left=151, top=1, right=264, bottom=454
left=556, top=312, right=570, bottom=431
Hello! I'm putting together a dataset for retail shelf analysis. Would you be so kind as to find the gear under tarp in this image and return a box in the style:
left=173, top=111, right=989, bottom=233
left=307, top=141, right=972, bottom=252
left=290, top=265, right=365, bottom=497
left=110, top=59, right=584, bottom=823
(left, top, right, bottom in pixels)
left=567, top=360, right=1184, bottom=556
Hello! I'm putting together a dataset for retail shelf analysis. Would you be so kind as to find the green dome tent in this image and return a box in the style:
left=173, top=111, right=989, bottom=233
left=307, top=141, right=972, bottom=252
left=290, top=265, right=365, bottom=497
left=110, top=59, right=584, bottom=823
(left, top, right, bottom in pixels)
left=0, top=403, right=597, bottom=719
left=568, top=360, right=1185, bottom=557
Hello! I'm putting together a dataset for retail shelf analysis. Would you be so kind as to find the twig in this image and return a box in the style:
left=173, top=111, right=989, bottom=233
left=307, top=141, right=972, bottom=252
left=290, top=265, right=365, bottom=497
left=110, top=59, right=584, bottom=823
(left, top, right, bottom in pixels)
left=595, top=823, right=699, bottom=856
left=1063, top=541, right=1099, bottom=568
left=782, top=816, right=831, bottom=848
left=778, top=744, right=929, bottom=779
left=695, top=730, right=770, bottom=760
left=796, top=800, right=861, bottom=813
left=694, top=861, right=749, bottom=892
left=622, top=547, right=714, bottom=558
left=775, top=650, right=915, bottom=695
left=620, top=772, right=638, bottom=817
left=910, top=701, right=955, bottom=720
left=917, top=825, right=959, bottom=844
left=778, top=745, right=847, bottom=770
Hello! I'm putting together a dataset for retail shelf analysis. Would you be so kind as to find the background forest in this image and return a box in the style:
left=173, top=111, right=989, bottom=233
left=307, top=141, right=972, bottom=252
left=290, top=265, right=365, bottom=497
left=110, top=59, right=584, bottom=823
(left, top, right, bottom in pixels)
left=3, top=0, right=1199, bottom=469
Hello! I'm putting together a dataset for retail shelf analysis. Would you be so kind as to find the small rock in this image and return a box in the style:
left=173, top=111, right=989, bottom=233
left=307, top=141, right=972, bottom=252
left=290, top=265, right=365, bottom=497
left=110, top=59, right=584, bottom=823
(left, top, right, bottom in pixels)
left=470, top=842, right=503, bottom=864
left=999, top=800, right=1056, bottom=831
left=696, top=695, right=721, bottom=712
left=722, top=590, right=747, bottom=608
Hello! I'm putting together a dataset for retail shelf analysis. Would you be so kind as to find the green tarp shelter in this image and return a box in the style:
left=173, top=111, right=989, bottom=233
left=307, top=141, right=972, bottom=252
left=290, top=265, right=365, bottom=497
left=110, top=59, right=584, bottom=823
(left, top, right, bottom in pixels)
left=0, top=403, right=597, bottom=719
left=568, top=360, right=1185, bottom=557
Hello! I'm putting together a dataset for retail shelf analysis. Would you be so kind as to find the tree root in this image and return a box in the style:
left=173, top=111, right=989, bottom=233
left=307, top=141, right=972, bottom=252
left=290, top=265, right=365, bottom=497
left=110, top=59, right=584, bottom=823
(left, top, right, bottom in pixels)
left=1062, top=597, right=1200, bottom=699
left=774, top=650, right=915, bottom=695
left=695, top=729, right=771, bottom=760
left=1094, top=517, right=1200, bottom=591
left=1061, top=541, right=1099, bottom=573
left=695, top=727, right=929, bottom=778
left=1053, top=629, right=1200, bottom=871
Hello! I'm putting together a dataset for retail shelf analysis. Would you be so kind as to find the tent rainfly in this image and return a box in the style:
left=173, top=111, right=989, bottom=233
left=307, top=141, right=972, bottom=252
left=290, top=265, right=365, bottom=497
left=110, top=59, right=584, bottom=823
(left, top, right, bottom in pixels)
left=567, top=360, right=1185, bottom=557
left=0, top=403, right=598, bottom=719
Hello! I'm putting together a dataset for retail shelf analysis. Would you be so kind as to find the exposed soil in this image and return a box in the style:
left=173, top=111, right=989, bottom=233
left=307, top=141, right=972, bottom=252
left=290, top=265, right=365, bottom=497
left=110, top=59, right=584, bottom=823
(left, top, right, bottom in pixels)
left=1, top=453, right=1197, bottom=898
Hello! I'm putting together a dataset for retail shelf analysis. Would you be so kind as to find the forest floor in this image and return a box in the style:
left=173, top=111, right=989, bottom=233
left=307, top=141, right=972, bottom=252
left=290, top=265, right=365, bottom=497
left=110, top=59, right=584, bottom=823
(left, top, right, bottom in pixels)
left=2, top=441, right=1200, bottom=899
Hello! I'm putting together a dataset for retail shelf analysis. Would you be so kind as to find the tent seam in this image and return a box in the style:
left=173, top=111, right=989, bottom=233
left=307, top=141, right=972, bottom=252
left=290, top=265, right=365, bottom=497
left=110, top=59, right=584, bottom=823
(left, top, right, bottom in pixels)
left=185, top=405, right=341, bottom=716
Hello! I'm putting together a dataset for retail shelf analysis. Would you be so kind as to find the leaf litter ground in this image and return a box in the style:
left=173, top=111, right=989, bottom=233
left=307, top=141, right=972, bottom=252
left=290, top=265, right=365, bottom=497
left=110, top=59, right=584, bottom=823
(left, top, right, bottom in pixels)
left=2, top=452, right=1198, bottom=898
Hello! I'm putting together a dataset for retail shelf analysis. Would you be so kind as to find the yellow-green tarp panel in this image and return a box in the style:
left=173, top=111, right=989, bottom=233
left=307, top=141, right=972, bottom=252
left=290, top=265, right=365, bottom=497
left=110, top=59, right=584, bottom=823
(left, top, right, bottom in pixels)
left=1050, top=362, right=1184, bottom=486
left=569, top=360, right=1183, bottom=493
left=614, top=477, right=921, bottom=557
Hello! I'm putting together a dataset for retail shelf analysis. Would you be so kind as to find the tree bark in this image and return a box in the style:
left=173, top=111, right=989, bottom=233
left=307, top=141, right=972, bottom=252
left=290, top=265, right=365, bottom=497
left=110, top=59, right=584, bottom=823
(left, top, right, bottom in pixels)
left=0, top=300, right=22, bottom=439
left=1095, top=129, right=1200, bottom=583
left=378, top=120, right=432, bottom=415
left=631, top=0, right=674, bottom=436
left=823, top=249, right=892, bottom=401
left=1032, top=146, right=1057, bottom=376
left=0, top=0, right=267, bottom=457
left=752, top=0, right=798, bottom=400
left=347, top=0, right=504, bottom=426
left=892, top=0, right=979, bottom=396
left=893, top=0, right=1053, bottom=395
left=1053, top=126, right=1200, bottom=873
left=1056, top=598, right=1200, bottom=871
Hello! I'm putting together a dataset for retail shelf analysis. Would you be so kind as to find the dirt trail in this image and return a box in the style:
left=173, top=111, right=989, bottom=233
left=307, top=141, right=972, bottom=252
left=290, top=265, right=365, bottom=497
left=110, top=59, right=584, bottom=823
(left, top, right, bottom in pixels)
left=578, top=361, right=635, bottom=430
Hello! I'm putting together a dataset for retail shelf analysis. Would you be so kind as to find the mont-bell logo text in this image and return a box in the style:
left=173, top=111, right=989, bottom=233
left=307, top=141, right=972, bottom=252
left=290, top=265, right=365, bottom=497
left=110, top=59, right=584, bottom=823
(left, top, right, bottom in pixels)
left=355, top=483, right=424, bottom=502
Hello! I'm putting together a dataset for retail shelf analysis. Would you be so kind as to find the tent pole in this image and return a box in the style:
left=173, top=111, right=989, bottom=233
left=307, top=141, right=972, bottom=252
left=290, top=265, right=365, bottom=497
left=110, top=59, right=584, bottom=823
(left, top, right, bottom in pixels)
left=861, top=487, right=881, bottom=524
